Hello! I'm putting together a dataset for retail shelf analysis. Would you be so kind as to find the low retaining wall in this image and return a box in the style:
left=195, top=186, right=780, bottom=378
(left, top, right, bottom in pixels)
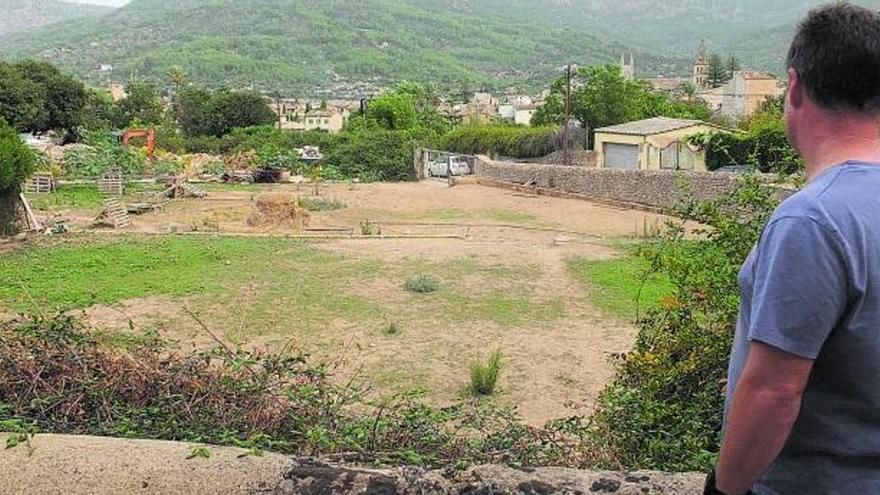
left=473, top=155, right=784, bottom=209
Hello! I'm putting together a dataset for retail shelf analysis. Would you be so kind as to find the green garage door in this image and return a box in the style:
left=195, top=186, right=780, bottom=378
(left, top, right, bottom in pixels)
left=604, top=143, right=639, bottom=169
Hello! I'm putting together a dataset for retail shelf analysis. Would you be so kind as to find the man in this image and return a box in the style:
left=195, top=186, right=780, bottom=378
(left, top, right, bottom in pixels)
left=705, top=3, right=880, bottom=495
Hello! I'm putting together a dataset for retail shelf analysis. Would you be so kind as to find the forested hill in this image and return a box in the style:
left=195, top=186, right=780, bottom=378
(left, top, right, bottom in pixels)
left=0, top=0, right=111, bottom=36
left=0, top=0, right=686, bottom=95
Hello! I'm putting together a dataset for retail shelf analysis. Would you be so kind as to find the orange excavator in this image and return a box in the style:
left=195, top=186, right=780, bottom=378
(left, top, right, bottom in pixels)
left=122, top=128, right=156, bottom=160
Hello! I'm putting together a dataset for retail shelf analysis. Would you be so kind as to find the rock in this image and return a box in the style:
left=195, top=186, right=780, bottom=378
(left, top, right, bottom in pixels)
left=276, top=462, right=703, bottom=495
left=0, top=434, right=704, bottom=495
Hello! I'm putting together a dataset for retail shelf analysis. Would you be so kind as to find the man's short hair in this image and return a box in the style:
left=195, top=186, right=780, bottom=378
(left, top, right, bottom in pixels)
left=787, top=3, right=880, bottom=115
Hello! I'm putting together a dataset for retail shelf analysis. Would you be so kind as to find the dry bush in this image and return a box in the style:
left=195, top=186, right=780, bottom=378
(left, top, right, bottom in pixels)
left=247, top=193, right=310, bottom=228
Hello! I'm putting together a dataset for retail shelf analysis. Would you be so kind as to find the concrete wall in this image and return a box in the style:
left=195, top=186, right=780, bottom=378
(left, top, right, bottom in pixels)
left=473, top=155, right=781, bottom=209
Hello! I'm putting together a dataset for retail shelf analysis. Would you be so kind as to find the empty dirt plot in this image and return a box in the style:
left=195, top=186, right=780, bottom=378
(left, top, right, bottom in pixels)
left=9, top=181, right=671, bottom=425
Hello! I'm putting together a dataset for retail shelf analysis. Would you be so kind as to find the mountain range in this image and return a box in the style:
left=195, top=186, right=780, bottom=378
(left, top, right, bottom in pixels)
left=0, top=0, right=111, bottom=36
left=2, top=0, right=879, bottom=96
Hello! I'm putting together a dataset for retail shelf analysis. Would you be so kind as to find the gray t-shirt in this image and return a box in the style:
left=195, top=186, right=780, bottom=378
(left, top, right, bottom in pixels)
left=727, top=162, right=880, bottom=495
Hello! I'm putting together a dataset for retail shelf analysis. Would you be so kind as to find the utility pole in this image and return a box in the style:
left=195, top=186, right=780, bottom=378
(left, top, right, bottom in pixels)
left=274, top=91, right=283, bottom=131
left=563, top=63, right=572, bottom=167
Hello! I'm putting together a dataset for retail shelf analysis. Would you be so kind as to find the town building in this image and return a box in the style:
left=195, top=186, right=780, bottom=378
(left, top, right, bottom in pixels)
left=594, top=117, right=726, bottom=172
left=719, top=71, right=784, bottom=119
left=513, top=105, right=537, bottom=126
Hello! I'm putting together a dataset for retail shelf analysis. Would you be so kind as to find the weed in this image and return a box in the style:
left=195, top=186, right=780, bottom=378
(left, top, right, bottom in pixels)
left=297, top=196, right=345, bottom=212
left=383, top=322, right=401, bottom=336
left=187, top=447, right=212, bottom=459
left=360, top=220, right=381, bottom=236
left=405, top=274, right=440, bottom=294
left=469, top=350, right=502, bottom=396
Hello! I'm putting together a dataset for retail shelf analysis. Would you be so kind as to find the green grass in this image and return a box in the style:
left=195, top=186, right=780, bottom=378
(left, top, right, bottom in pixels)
left=0, top=237, right=379, bottom=320
left=26, top=184, right=104, bottom=210
left=297, top=196, right=346, bottom=212
left=415, top=208, right=537, bottom=225
left=567, top=253, right=673, bottom=320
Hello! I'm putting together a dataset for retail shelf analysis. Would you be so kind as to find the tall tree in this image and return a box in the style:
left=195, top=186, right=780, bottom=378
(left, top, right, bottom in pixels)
left=532, top=65, right=710, bottom=146
left=0, top=118, right=36, bottom=236
left=167, top=66, right=186, bottom=93
left=118, top=81, right=164, bottom=127
left=707, top=54, right=728, bottom=88
left=0, top=60, right=88, bottom=138
left=726, top=55, right=742, bottom=80
left=172, top=86, right=214, bottom=137
left=207, top=91, right=276, bottom=137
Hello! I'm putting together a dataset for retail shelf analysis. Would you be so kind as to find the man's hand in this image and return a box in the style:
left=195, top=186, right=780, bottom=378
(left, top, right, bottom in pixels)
left=715, top=341, right=814, bottom=494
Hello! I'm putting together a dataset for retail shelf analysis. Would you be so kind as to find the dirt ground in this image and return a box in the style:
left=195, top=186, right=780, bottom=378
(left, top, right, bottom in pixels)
left=31, top=181, right=670, bottom=425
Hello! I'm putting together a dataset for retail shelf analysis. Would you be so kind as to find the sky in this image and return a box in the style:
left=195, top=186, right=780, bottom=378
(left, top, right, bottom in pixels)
left=61, top=0, right=129, bottom=6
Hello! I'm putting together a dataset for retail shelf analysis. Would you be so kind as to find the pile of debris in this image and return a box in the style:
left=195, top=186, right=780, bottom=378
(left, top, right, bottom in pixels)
left=163, top=175, right=207, bottom=199
left=247, top=193, right=310, bottom=229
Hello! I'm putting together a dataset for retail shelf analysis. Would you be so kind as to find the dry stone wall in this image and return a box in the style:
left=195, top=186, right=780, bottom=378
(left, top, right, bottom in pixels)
left=473, top=155, right=788, bottom=209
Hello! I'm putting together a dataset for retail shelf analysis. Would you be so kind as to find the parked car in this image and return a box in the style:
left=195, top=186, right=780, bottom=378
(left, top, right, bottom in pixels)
left=428, top=156, right=470, bottom=177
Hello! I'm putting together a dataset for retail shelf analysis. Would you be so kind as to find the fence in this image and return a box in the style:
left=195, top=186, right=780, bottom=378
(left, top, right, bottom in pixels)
left=24, top=174, right=55, bottom=194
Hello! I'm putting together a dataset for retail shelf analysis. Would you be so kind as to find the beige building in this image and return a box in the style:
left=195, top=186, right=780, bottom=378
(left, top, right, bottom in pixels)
left=303, top=110, right=344, bottom=133
left=595, top=117, right=726, bottom=172
left=720, top=71, right=784, bottom=119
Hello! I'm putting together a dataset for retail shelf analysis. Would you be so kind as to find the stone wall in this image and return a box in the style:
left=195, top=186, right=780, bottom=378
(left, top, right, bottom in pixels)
left=473, top=155, right=786, bottom=209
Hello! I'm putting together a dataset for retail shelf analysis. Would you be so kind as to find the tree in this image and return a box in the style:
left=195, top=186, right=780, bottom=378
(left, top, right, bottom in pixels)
left=0, top=118, right=36, bottom=236
left=80, top=89, right=126, bottom=131
left=367, top=92, right=418, bottom=131
left=15, top=60, right=88, bottom=140
left=168, top=66, right=186, bottom=93
left=172, top=87, right=214, bottom=137
left=726, top=56, right=742, bottom=80
left=207, top=91, right=276, bottom=137
left=0, top=60, right=88, bottom=138
left=708, top=54, right=728, bottom=88
left=0, top=62, right=47, bottom=132
left=118, top=81, right=164, bottom=127
left=532, top=65, right=710, bottom=147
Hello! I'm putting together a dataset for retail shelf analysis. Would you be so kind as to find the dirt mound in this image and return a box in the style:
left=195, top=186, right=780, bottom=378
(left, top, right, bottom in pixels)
left=247, top=193, right=310, bottom=228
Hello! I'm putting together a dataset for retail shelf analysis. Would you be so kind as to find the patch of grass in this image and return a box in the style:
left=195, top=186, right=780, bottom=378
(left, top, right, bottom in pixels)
left=415, top=208, right=537, bottom=225
left=405, top=274, right=440, bottom=294
left=469, top=350, right=502, bottom=396
left=487, top=210, right=536, bottom=224
left=444, top=291, right=564, bottom=326
left=26, top=184, right=104, bottom=211
left=567, top=252, right=673, bottom=320
left=382, top=322, right=401, bottom=336
left=0, top=237, right=380, bottom=329
left=297, top=196, right=345, bottom=212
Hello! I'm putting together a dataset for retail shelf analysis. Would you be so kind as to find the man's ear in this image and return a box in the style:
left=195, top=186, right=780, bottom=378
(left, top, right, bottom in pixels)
left=787, top=68, right=803, bottom=109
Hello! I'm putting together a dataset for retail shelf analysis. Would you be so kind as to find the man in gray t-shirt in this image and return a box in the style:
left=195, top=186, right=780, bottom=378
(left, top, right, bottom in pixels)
left=709, top=4, right=880, bottom=495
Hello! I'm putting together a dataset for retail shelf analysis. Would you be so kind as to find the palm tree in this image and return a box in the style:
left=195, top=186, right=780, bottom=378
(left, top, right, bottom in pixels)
left=167, top=66, right=186, bottom=93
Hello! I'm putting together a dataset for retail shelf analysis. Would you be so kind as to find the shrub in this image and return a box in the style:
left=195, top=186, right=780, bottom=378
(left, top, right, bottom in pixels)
left=383, top=322, right=401, bottom=336
left=297, top=196, right=345, bottom=212
left=0, top=118, right=36, bottom=235
left=62, top=131, right=145, bottom=178
left=0, top=315, right=595, bottom=468
left=440, top=124, right=571, bottom=159
left=405, top=274, right=440, bottom=294
left=359, top=220, right=381, bottom=236
left=469, top=351, right=503, bottom=396
left=586, top=175, right=780, bottom=471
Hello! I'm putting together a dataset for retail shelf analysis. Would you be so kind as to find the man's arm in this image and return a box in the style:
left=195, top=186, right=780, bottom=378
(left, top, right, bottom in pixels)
left=715, top=342, right=814, bottom=495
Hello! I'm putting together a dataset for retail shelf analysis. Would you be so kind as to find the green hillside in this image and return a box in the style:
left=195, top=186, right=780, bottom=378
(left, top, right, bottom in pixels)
left=0, top=0, right=686, bottom=95
left=0, top=0, right=111, bottom=36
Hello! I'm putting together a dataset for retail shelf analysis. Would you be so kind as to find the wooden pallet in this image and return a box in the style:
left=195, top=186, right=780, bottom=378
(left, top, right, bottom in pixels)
left=98, top=171, right=124, bottom=196
left=24, top=174, right=55, bottom=194
left=97, top=198, right=132, bottom=229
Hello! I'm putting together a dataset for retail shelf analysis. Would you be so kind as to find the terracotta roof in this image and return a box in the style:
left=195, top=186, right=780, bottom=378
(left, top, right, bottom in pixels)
left=596, top=117, right=706, bottom=136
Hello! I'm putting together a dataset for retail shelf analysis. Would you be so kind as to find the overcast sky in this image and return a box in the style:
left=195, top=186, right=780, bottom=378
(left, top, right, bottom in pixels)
left=62, top=0, right=129, bottom=6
